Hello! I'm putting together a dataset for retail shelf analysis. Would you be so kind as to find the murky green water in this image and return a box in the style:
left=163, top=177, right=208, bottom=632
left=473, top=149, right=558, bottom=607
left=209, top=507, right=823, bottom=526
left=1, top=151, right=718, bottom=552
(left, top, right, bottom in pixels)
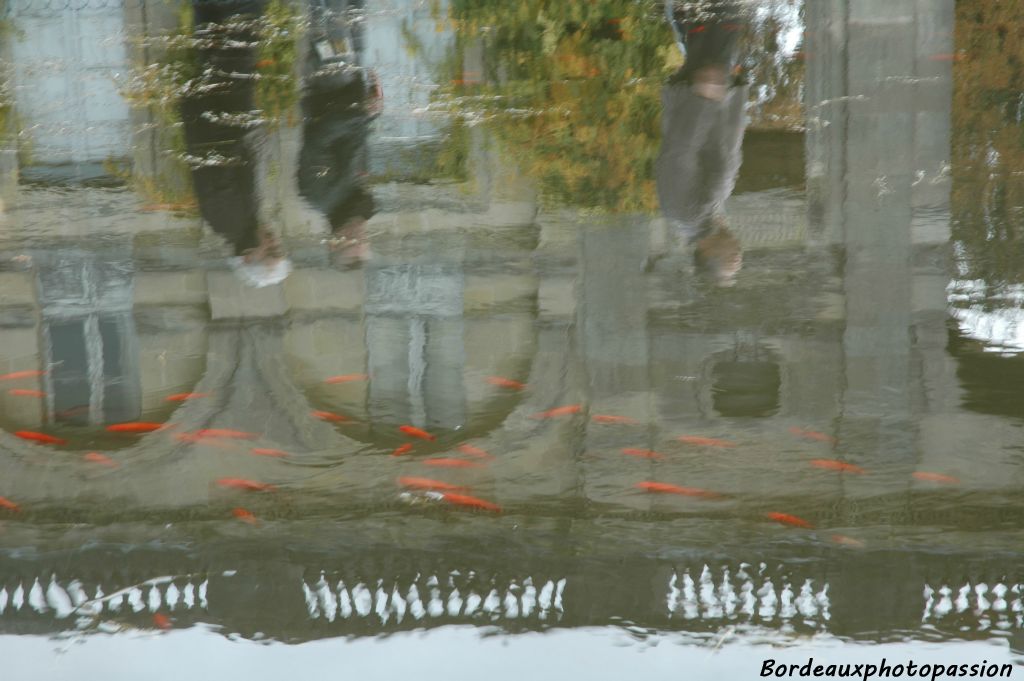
left=1, top=0, right=1024, bottom=677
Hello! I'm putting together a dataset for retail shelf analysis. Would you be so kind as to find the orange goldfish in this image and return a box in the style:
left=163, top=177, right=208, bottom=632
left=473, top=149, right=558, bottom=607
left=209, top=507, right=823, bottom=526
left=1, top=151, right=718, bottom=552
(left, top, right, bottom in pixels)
left=486, top=376, right=527, bottom=390
left=216, top=478, right=276, bottom=492
left=311, top=410, right=349, bottom=423
left=0, top=497, right=20, bottom=512
left=174, top=433, right=236, bottom=449
left=83, top=452, right=118, bottom=467
left=422, top=457, right=483, bottom=469
left=531, top=404, right=582, bottom=419
left=232, top=507, right=259, bottom=525
left=592, top=415, right=640, bottom=425
left=8, top=389, right=45, bottom=397
left=166, top=392, right=211, bottom=402
left=152, top=613, right=172, bottom=630
left=634, top=481, right=720, bottom=498
left=250, top=447, right=289, bottom=458
left=391, top=443, right=414, bottom=457
left=789, top=427, right=837, bottom=444
left=621, top=448, right=665, bottom=460
left=442, top=492, right=501, bottom=513
left=810, top=459, right=866, bottom=474
left=324, top=373, right=368, bottom=384
left=676, top=436, right=737, bottom=448
left=398, top=477, right=468, bottom=492
left=140, top=203, right=193, bottom=213
left=831, top=534, right=866, bottom=548
left=0, top=370, right=45, bottom=381
left=107, top=422, right=166, bottom=434
left=457, top=444, right=494, bottom=460
left=196, top=429, right=258, bottom=440
left=399, top=425, right=435, bottom=441
left=912, top=471, right=960, bottom=484
left=766, top=512, right=814, bottom=529
left=14, top=430, right=66, bottom=445
left=254, top=59, right=276, bottom=68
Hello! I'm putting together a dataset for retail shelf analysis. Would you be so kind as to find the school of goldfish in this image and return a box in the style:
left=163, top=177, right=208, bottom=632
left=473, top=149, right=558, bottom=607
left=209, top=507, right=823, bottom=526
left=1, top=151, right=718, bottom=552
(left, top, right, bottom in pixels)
left=0, top=371, right=970, bottom=549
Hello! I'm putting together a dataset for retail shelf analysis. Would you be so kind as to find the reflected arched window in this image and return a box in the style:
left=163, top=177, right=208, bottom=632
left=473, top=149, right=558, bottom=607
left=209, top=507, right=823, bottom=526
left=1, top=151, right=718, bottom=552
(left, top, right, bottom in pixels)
left=363, top=260, right=465, bottom=429
left=35, top=251, right=140, bottom=425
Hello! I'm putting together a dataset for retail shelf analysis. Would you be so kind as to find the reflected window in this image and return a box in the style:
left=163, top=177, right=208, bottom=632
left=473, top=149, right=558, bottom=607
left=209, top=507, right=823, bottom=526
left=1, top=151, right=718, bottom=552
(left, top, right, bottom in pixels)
left=709, top=343, right=781, bottom=417
left=35, top=252, right=140, bottom=425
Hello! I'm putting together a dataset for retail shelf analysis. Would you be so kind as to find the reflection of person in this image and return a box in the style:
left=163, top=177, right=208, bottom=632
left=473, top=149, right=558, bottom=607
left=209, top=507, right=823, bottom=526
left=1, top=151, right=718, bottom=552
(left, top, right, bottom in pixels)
left=297, top=0, right=381, bottom=261
left=656, top=1, right=748, bottom=286
left=180, top=0, right=290, bottom=287
left=181, top=0, right=381, bottom=283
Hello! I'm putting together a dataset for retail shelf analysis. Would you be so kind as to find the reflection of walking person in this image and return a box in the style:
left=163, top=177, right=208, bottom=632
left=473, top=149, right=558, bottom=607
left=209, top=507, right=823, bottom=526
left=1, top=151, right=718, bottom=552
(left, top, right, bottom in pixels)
left=180, top=0, right=291, bottom=287
left=656, top=1, right=748, bottom=286
left=297, top=0, right=381, bottom=263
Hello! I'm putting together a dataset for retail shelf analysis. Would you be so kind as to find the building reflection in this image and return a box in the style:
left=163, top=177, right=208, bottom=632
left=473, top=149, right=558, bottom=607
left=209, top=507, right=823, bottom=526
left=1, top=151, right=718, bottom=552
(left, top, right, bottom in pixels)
left=3, top=0, right=1024, bottom=648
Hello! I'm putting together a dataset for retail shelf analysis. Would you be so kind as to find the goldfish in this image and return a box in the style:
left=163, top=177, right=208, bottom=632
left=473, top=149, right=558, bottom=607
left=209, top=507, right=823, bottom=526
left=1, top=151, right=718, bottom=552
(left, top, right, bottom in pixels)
left=486, top=376, right=527, bottom=390
left=152, top=613, right=172, bottom=630
left=810, top=459, right=866, bottom=474
left=174, top=433, right=236, bottom=449
left=531, top=404, right=582, bottom=419
left=250, top=447, right=289, bottom=458
left=166, top=392, right=211, bottom=402
left=676, top=436, right=737, bottom=448
left=621, top=448, right=665, bottom=460
left=399, top=425, right=435, bottom=441
left=140, top=203, right=193, bottom=213
left=0, top=497, right=20, bottom=512
left=0, top=370, right=45, bottom=381
left=254, top=59, right=275, bottom=68
left=232, top=507, right=259, bottom=525
left=457, top=444, right=494, bottom=460
left=442, top=492, right=501, bottom=513
left=634, top=481, right=720, bottom=498
left=422, top=457, right=484, bottom=469
left=55, top=405, right=89, bottom=420
left=196, top=429, right=258, bottom=440
left=789, top=427, right=837, bottom=444
left=766, top=512, right=814, bottom=529
left=391, top=443, right=414, bottom=457
left=592, top=415, right=641, bottom=425
left=912, top=471, right=960, bottom=484
left=14, top=430, right=66, bottom=445
left=324, top=373, right=368, bottom=384
left=216, top=478, right=276, bottom=492
left=398, top=477, right=468, bottom=492
left=8, top=389, right=45, bottom=397
left=831, top=534, right=866, bottom=548
left=107, top=422, right=166, bottom=433
left=312, top=410, right=349, bottom=423
left=84, top=452, right=118, bottom=467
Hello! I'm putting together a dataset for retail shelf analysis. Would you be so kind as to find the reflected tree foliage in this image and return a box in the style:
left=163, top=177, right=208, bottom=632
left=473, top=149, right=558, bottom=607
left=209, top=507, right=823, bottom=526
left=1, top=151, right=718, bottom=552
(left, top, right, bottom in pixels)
left=951, top=0, right=1024, bottom=287
left=431, top=0, right=804, bottom=213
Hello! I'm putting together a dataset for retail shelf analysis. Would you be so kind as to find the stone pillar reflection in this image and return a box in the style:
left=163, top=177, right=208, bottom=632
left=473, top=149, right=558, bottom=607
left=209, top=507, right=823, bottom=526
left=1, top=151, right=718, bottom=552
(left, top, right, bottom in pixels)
left=806, top=0, right=955, bottom=474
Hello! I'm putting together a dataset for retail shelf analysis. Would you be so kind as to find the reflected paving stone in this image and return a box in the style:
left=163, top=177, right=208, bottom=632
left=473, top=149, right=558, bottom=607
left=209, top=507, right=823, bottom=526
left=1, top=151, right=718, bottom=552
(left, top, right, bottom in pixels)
left=207, top=271, right=288, bottom=320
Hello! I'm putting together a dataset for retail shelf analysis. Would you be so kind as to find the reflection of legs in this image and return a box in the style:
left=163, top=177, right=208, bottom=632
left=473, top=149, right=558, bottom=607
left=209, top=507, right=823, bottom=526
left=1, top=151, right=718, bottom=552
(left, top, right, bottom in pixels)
left=656, top=84, right=722, bottom=236
left=696, top=84, right=748, bottom=216
left=182, top=0, right=267, bottom=255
